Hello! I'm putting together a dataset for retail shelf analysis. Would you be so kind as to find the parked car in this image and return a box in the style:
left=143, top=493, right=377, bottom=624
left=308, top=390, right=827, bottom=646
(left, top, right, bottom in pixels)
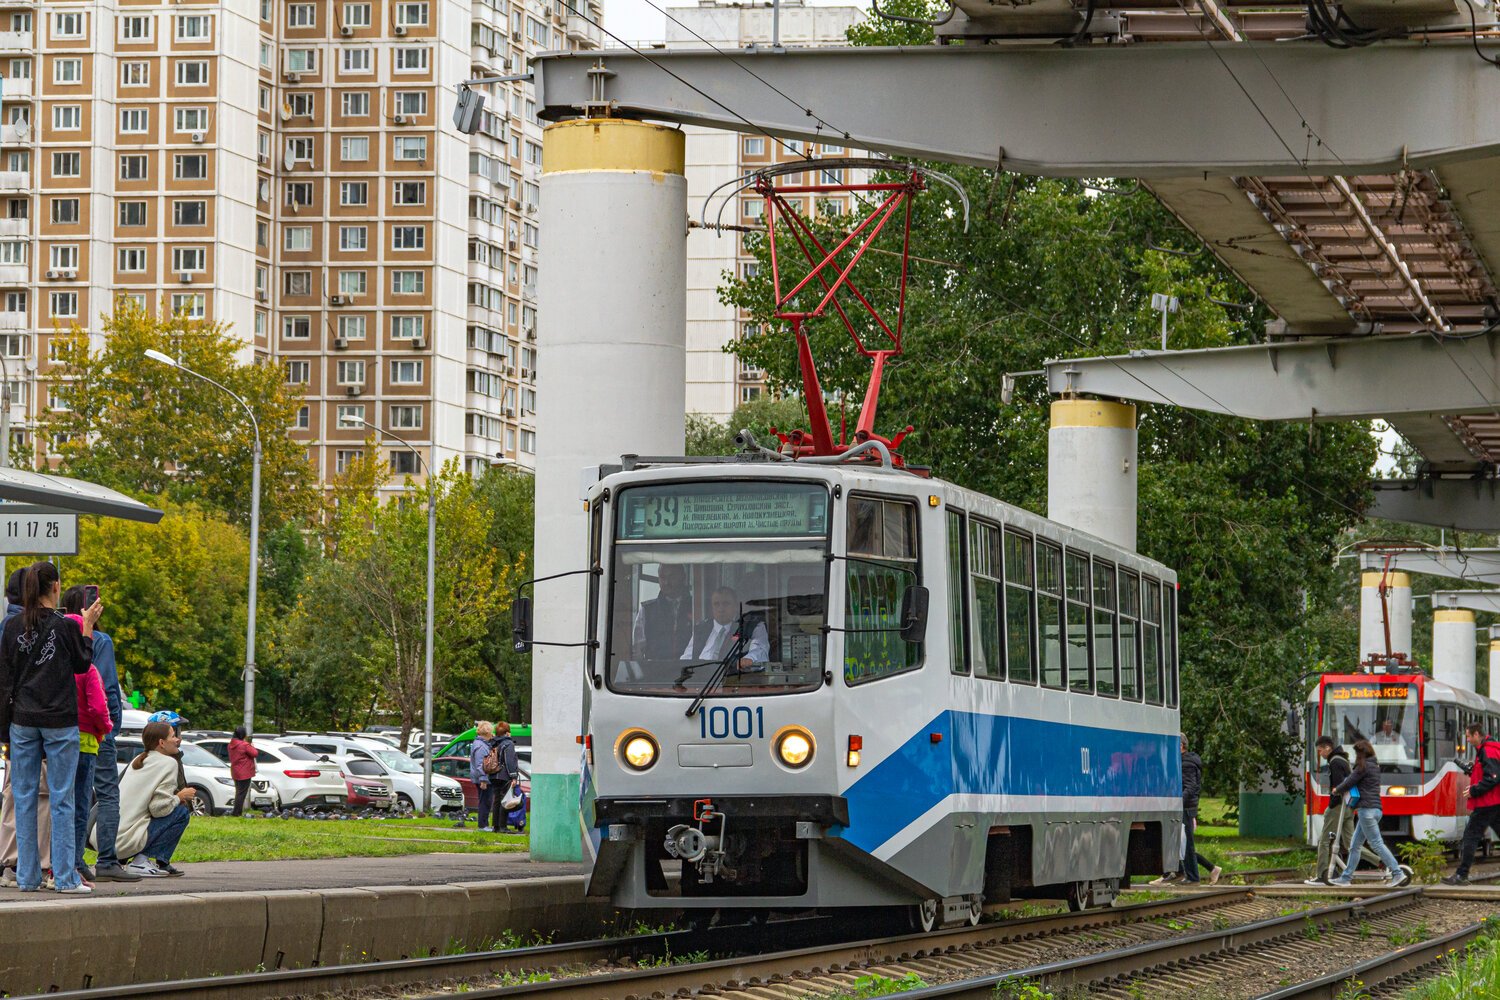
left=282, top=735, right=465, bottom=812
left=341, top=757, right=396, bottom=809
left=432, top=755, right=531, bottom=820
left=115, top=736, right=275, bottom=815
left=192, top=737, right=347, bottom=810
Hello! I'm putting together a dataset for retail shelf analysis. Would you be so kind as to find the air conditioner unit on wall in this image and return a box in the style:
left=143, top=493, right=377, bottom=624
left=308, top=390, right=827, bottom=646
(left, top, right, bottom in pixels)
left=394, top=24, right=407, bottom=35
left=179, top=272, right=192, bottom=283
left=191, top=131, right=204, bottom=144
left=411, top=336, right=425, bottom=349
left=45, top=269, right=59, bottom=279
left=334, top=336, right=348, bottom=348
left=330, top=294, right=345, bottom=305
left=284, top=72, right=301, bottom=83
left=257, top=290, right=268, bottom=301
left=393, top=114, right=408, bottom=125
left=340, top=24, right=354, bottom=36
left=346, top=385, right=362, bottom=397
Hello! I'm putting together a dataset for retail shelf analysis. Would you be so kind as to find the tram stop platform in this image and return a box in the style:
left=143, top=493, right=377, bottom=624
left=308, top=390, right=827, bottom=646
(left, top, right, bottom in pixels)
left=0, top=854, right=624, bottom=997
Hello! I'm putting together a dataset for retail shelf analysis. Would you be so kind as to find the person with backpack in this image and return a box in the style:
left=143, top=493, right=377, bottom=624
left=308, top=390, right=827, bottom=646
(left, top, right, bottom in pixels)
left=1329, top=739, right=1412, bottom=888
left=1306, top=736, right=1382, bottom=885
left=487, top=722, right=521, bottom=834
left=470, top=721, right=498, bottom=831
left=1442, top=721, right=1500, bottom=886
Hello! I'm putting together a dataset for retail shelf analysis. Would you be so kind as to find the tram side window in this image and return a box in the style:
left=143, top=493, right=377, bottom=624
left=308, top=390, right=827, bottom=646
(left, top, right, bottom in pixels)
left=1004, top=528, right=1036, bottom=684
left=1165, top=584, right=1178, bottom=708
left=947, top=511, right=969, bottom=676
left=1093, top=560, right=1117, bottom=697
left=1065, top=551, right=1092, bottom=693
left=1142, top=578, right=1163, bottom=705
left=970, top=519, right=1003, bottom=679
left=1038, top=541, right=1065, bottom=689
left=1426, top=704, right=1457, bottom=769
left=845, top=495, right=922, bottom=683
left=1119, top=569, right=1141, bottom=700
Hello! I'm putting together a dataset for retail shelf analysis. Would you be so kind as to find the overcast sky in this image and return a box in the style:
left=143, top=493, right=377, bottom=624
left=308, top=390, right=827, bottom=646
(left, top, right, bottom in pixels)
left=601, top=0, right=865, bottom=44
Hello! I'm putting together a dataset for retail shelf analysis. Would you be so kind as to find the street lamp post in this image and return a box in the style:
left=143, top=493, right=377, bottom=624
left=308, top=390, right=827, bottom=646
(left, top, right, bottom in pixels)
left=339, top=415, right=435, bottom=814
left=145, top=349, right=262, bottom=735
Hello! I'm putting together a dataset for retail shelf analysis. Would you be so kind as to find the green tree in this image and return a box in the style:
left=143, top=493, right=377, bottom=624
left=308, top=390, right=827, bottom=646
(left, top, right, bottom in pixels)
left=43, top=301, right=316, bottom=527
left=686, top=396, right=810, bottom=456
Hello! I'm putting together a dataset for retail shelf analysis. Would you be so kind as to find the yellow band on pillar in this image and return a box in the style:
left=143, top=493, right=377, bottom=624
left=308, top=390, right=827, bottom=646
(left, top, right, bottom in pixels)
left=1361, top=571, right=1411, bottom=588
left=542, top=119, right=685, bottom=176
left=1050, top=399, right=1135, bottom=429
left=1490, top=640, right=1500, bottom=652
left=1435, top=608, right=1475, bottom=624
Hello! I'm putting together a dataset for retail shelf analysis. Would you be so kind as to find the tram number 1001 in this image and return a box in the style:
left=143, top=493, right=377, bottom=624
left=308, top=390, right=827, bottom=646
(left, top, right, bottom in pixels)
left=698, top=705, right=765, bottom=740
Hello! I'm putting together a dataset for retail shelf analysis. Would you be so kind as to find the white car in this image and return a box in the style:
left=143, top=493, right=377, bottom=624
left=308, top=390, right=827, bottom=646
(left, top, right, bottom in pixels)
left=193, top=737, right=347, bottom=811
left=114, top=736, right=275, bottom=815
left=283, top=735, right=465, bottom=812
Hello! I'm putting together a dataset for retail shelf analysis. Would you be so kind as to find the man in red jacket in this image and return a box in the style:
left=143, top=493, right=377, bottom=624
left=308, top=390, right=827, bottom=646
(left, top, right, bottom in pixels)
left=1442, top=721, right=1500, bottom=885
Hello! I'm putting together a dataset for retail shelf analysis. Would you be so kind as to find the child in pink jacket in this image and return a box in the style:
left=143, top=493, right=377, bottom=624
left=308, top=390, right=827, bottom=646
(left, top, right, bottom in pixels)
left=68, top=613, right=111, bottom=885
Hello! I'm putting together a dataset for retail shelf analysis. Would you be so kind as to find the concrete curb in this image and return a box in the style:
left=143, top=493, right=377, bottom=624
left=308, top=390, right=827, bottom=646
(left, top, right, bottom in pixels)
left=3, top=874, right=623, bottom=996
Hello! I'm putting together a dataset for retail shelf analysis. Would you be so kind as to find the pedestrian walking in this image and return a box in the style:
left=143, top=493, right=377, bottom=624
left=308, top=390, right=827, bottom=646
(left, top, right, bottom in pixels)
left=1305, top=736, right=1380, bottom=885
left=1441, top=721, right=1500, bottom=886
left=489, top=722, right=521, bottom=833
left=1150, top=735, right=1222, bottom=885
left=115, top=720, right=194, bottom=877
left=0, top=561, right=102, bottom=894
left=1329, top=739, right=1412, bottom=888
left=228, top=726, right=258, bottom=817
left=470, top=721, right=496, bottom=831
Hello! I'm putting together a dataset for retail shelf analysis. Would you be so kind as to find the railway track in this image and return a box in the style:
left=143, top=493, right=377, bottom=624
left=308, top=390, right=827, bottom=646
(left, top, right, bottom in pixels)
left=30, top=889, right=1264, bottom=1000
left=1251, top=918, right=1496, bottom=1000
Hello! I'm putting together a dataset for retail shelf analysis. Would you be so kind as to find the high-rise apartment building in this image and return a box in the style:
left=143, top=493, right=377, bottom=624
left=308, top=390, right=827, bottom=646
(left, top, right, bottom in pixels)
left=666, top=0, right=862, bottom=421
left=2, top=0, right=600, bottom=480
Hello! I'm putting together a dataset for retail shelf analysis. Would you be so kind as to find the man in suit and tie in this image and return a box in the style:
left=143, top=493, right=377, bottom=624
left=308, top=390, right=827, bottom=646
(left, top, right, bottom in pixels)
left=681, top=586, right=770, bottom=669
left=632, top=564, right=694, bottom=660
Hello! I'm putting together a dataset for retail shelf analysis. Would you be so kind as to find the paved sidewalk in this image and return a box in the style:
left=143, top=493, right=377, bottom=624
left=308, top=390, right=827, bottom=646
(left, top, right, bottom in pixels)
left=0, top=853, right=588, bottom=898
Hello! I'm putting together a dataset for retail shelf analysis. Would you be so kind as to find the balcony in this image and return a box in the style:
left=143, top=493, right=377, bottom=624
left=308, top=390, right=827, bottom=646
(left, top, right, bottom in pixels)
left=564, top=12, right=602, bottom=47
left=0, top=312, right=26, bottom=330
left=0, top=77, right=30, bottom=101
left=0, top=124, right=29, bottom=145
left=0, top=264, right=24, bottom=284
left=0, top=218, right=27, bottom=237
left=0, top=171, right=27, bottom=191
left=0, top=31, right=31, bottom=51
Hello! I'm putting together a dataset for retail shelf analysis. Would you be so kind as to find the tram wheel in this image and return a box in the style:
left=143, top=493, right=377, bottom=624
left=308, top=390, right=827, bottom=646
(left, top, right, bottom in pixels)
left=1066, top=880, right=1090, bottom=912
left=966, top=894, right=983, bottom=926
left=910, top=898, right=939, bottom=933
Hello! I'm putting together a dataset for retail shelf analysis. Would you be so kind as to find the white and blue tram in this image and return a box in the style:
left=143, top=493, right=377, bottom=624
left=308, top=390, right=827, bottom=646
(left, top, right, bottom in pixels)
left=570, top=453, right=1182, bottom=924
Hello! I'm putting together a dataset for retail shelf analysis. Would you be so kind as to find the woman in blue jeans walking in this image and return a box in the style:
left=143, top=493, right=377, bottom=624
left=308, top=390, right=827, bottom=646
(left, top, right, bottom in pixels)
left=1330, top=739, right=1413, bottom=888
left=0, top=561, right=101, bottom=895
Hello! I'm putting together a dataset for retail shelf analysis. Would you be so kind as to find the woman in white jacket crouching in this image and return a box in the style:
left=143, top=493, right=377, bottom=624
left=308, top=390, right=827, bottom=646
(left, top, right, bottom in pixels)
left=114, top=720, right=194, bottom=877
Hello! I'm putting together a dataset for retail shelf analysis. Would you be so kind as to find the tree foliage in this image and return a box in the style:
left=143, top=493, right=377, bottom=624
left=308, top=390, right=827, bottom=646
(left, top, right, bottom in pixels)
left=686, top=396, right=810, bottom=456
left=43, top=302, right=316, bottom=527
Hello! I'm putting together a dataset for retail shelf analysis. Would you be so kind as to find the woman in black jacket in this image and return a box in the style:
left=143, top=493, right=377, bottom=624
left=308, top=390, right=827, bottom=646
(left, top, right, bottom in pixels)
left=1329, top=740, right=1411, bottom=887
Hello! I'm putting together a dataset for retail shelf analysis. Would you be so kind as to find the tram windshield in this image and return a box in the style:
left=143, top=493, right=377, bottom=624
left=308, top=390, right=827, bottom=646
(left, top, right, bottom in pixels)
left=1320, top=681, right=1422, bottom=773
left=606, top=481, right=830, bottom=697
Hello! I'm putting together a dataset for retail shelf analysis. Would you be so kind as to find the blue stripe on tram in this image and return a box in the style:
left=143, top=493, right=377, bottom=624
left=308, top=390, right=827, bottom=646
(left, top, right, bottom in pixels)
left=840, top=711, right=1182, bottom=853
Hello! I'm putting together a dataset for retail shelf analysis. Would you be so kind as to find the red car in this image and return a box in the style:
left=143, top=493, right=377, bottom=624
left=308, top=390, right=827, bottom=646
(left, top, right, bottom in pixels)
left=433, top=756, right=530, bottom=821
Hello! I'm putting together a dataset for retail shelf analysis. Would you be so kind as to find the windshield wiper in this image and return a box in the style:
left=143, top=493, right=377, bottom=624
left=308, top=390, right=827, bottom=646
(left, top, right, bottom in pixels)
left=685, top=613, right=751, bottom=718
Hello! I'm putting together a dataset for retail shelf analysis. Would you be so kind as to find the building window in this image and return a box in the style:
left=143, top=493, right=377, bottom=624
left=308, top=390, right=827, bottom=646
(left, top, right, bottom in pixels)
left=50, top=292, right=78, bottom=318
left=286, top=49, right=316, bottom=73
left=0, top=242, right=28, bottom=266
left=284, top=270, right=311, bottom=296
left=391, top=315, right=425, bottom=339
left=119, top=201, right=147, bottom=227
left=393, top=136, right=427, bottom=160
left=388, top=451, right=419, bottom=475
left=336, top=403, right=365, bottom=428
left=395, top=1, right=429, bottom=25
left=283, top=315, right=311, bottom=339
left=335, top=449, right=363, bottom=474
left=173, top=154, right=208, bottom=180
left=391, top=271, right=424, bottom=295
left=344, top=3, right=372, bottom=26
left=338, top=315, right=366, bottom=340
left=392, top=226, right=425, bottom=250
left=120, top=61, right=148, bottom=86
left=520, top=429, right=535, bottom=453
left=337, top=270, right=366, bottom=295
left=291, top=405, right=310, bottom=430
left=120, top=15, right=151, bottom=41
left=392, top=181, right=425, bottom=205
left=54, top=106, right=82, bottom=131
left=285, top=181, right=313, bottom=206
left=342, top=92, right=369, bottom=116
left=289, top=92, right=316, bottom=117
left=256, top=221, right=268, bottom=247
left=176, top=60, right=209, bottom=85
left=342, top=48, right=371, bottom=73
left=285, top=360, right=311, bottom=384
left=336, top=360, right=365, bottom=385
left=287, top=3, right=315, bottom=27
left=172, top=201, right=206, bottom=226
left=525, top=141, right=541, bottom=165
left=340, top=182, right=368, bottom=206
left=51, top=152, right=80, bottom=178
left=340, top=136, right=368, bottom=161
left=50, top=245, right=79, bottom=270
left=168, top=294, right=205, bottom=319
left=284, top=227, right=312, bottom=252
left=393, top=47, right=429, bottom=71
left=117, top=247, right=147, bottom=273
left=389, top=359, right=423, bottom=384
left=286, top=137, right=314, bottom=163
left=53, top=58, right=82, bottom=85
left=390, top=405, right=421, bottom=429
left=171, top=247, right=205, bottom=272
left=118, top=108, right=147, bottom=133
left=119, top=154, right=148, bottom=181
left=743, top=136, right=765, bottom=156
left=51, top=198, right=79, bottom=224
left=259, top=86, right=271, bottom=112
left=175, top=15, right=211, bottom=40
left=395, top=91, right=427, bottom=116
left=339, top=226, right=367, bottom=251
left=259, top=42, right=272, bottom=68
left=174, top=108, right=209, bottom=133
left=54, top=12, right=85, bottom=38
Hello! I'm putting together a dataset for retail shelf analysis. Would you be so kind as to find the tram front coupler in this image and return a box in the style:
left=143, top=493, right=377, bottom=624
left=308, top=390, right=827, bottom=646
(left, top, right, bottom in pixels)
left=665, top=799, right=736, bottom=883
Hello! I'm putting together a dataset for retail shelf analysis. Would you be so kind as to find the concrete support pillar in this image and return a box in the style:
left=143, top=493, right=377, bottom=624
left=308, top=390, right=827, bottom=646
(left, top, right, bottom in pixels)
left=1489, top=628, right=1500, bottom=701
left=530, top=119, right=687, bottom=861
left=1433, top=607, right=1477, bottom=693
left=1046, top=399, right=1137, bottom=551
left=1358, top=571, right=1412, bottom=665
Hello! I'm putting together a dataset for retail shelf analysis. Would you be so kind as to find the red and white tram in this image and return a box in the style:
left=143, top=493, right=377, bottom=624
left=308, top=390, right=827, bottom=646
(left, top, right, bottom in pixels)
left=1304, top=673, right=1500, bottom=843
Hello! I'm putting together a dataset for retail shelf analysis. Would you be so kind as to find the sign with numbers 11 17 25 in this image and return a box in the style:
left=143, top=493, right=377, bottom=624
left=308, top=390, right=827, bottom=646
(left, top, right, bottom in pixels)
left=0, top=514, right=78, bottom=555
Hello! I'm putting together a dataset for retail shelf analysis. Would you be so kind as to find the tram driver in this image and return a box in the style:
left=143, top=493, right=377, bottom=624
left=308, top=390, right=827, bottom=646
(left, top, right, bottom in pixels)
left=682, top=586, right=770, bottom=670
left=1371, top=718, right=1407, bottom=748
left=633, top=563, right=694, bottom=661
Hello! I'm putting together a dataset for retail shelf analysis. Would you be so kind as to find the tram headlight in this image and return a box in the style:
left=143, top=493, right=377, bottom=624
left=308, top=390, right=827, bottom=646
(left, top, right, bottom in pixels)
left=617, top=729, right=659, bottom=771
left=775, top=726, right=815, bottom=768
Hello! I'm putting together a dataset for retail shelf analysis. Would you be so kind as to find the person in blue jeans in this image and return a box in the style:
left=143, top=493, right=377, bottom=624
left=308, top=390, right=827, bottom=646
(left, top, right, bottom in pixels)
left=0, top=561, right=102, bottom=894
left=1330, top=738, right=1412, bottom=888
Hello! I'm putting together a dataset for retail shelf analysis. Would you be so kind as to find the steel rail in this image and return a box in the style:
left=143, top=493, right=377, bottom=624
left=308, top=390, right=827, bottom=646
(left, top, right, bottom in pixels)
left=1249, top=918, right=1493, bottom=1000
left=26, top=889, right=1254, bottom=1000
